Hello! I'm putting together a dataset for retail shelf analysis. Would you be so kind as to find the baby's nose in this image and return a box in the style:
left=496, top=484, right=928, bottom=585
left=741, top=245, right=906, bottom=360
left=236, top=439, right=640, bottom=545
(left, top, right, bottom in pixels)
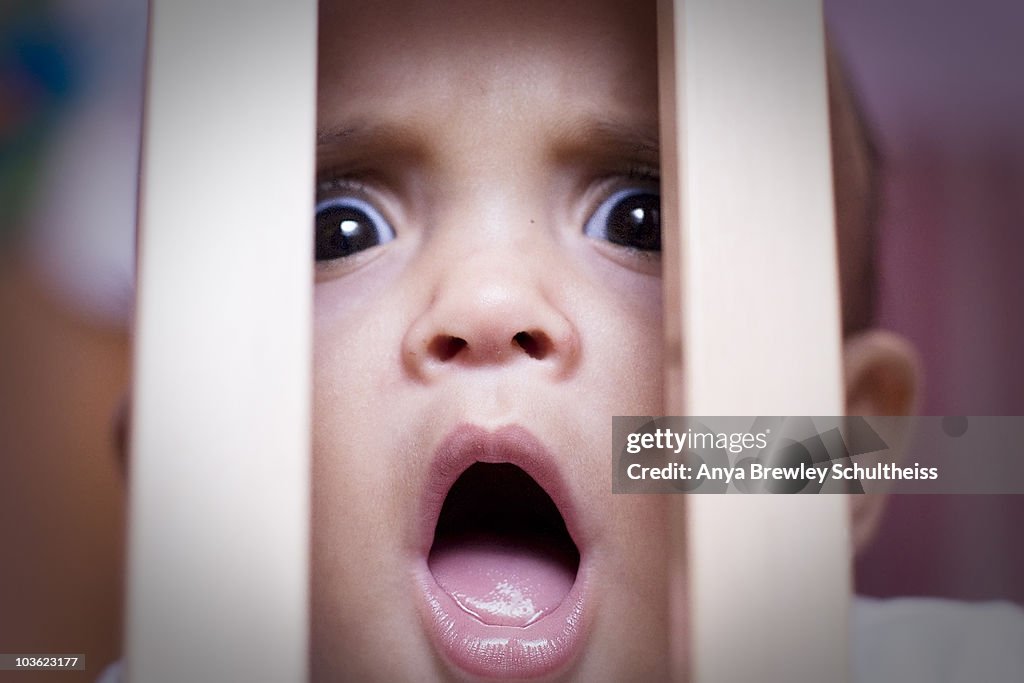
left=402, top=259, right=580, bottom=381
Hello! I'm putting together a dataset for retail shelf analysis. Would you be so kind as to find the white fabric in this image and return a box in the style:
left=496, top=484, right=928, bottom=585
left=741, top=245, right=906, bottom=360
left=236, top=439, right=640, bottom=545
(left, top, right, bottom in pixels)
left=853, top=597, right=1024, bottom=682
left=96, top=659, right=122, bottom=683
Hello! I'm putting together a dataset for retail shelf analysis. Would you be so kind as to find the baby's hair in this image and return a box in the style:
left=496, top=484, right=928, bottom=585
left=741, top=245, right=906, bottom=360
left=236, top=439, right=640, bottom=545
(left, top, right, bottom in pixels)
left=827, top=42, right=882, bottom=337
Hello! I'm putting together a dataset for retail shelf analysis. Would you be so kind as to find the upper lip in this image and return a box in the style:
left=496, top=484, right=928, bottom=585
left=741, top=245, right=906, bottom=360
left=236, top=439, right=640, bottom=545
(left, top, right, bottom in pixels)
left=419, top=423, right=585, bottom=558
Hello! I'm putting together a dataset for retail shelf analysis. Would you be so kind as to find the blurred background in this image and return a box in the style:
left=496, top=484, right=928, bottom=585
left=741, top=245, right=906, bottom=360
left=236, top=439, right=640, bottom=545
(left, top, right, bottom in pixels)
left=1, top=0, right=1021, bottom=679
left=1, top=0, right=142, bottom=679
left=826, top=0, right=1024, bottom=606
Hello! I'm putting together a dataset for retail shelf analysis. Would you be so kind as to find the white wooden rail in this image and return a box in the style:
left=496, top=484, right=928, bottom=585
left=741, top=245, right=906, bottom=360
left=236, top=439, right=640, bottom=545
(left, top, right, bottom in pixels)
left=125, top=1, right=316, bottom=681
left=128, top=0, right=848, bottom=681
left=659, top=1, right=850, bottom=681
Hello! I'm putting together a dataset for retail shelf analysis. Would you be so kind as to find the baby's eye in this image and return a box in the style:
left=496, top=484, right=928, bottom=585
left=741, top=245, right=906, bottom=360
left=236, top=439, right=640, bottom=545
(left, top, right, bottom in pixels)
left=314, top=196, right=395, bottom=261
left=584, top=188, right=661, bottom=252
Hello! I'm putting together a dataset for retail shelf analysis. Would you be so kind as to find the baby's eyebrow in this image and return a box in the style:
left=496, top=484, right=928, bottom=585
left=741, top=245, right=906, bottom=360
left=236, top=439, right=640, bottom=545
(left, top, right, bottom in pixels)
left=550, top=117, right=660, bottom=168
left=316, top=122, right=425, bottom=169
left=316, top=126, right=356, bottom=146
left=315, top=118, right=659, bottom=172
left=317, top=122, right=411, bottom=146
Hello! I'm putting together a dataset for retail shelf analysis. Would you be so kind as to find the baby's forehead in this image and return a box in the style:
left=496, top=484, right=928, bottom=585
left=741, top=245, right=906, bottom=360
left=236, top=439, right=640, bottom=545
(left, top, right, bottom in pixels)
left=318, top=0, right=658, bottom=98
left=318, top=0, right=659, bottom=162
left=321, top=0, right=656, bottom=42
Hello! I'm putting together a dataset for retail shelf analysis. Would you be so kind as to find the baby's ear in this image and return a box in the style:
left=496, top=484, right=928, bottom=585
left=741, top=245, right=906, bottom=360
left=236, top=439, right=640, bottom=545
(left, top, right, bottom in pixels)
left=842, top=329, right=921, bottom=553
left=844, top=330, right=919, bottom=417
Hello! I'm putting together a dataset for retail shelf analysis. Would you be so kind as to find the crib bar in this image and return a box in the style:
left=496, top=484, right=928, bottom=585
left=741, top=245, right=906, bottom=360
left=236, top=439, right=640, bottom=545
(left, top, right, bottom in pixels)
left=125, top=2, right=316, bottom=681
left=658, top=1, right=850, bottom=681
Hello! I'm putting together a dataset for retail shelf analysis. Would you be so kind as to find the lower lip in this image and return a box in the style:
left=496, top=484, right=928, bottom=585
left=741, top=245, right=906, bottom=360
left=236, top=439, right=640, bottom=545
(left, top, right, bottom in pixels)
left=417, top=425, right=590, bottom=678
left=415, top=561, right=588, bottom=679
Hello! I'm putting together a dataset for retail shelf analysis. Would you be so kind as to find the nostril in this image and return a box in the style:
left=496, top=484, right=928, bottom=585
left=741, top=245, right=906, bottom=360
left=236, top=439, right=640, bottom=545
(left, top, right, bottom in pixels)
left=513, top=330, right=551, bottom=360
left=424, top=332, right=554, bottom=364
left=429, top=335, right=468, bottom=362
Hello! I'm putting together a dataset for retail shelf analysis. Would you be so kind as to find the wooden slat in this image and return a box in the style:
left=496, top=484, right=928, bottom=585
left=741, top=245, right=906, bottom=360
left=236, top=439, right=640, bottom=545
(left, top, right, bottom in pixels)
left=658, top=1, right=851, bottom=681
left=125, top=2, right=316, bottom=680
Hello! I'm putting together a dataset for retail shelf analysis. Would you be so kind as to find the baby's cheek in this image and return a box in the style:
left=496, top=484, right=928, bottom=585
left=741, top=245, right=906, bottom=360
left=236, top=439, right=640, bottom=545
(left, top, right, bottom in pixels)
left=592, top=493, right=672, bottom=664
left=573, top=273, right=664, bottom=414
left=591, top=328, right=665, bottom=415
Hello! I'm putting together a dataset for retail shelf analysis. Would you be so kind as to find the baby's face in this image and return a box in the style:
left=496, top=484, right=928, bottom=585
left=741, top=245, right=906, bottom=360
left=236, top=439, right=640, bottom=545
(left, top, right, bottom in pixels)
left=313, top=1, right=668, bottom=679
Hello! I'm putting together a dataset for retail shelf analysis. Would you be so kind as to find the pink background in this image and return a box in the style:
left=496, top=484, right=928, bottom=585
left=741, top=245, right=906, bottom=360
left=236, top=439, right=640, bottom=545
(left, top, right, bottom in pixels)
left=827, top=0, right=1024, bottom=605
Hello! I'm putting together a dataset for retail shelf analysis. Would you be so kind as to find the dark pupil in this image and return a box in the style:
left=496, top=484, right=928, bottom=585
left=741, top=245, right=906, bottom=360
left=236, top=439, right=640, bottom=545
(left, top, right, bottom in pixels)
left=315, top=205, right=382, bottom=260
left=607, top=193, right=661, bottom=251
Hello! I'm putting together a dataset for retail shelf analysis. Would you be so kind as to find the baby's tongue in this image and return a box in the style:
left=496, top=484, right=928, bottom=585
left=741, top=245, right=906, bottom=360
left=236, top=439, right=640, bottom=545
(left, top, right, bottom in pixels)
left=429, top=532, right=575, bottom=627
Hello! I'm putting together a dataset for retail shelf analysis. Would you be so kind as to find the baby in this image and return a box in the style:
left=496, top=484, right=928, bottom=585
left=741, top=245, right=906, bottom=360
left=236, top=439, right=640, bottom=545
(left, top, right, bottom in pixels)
left=93, top=2, right=1024, bottom=682
left=66, top=0, right=1023, bottom=678
left=309, top=0, right=919, bottom=680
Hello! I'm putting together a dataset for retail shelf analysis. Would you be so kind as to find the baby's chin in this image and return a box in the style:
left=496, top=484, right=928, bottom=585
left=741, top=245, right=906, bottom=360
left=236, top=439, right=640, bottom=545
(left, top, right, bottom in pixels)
left=311, top=422, right=670, bottom=681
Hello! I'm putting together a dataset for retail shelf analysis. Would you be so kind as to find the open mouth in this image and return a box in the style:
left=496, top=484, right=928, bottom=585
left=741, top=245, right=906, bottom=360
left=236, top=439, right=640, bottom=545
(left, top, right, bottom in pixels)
left=428, top=462, right=580, bottom=628
left=417, top=425, right=591, bottom=679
